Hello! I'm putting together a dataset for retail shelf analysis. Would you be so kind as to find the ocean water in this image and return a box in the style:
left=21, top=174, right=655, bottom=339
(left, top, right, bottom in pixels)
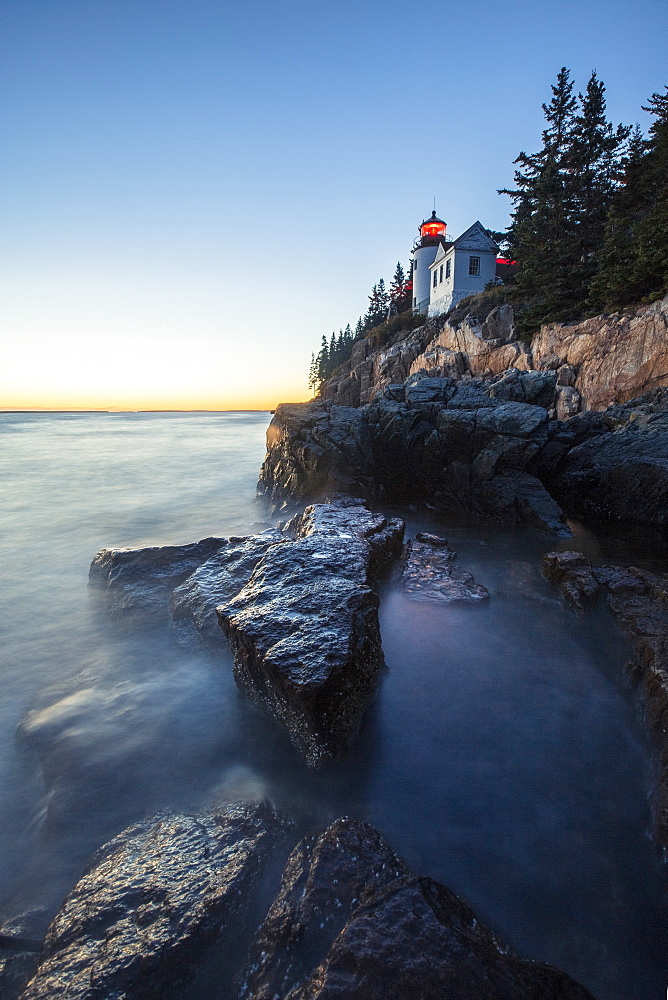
left=0, top=410, right=666, bottom=999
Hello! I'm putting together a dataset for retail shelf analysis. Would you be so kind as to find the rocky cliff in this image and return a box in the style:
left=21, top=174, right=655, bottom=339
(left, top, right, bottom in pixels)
left=322, top=294, right=668, bottom=420
left=262, top=295, right=668, bottom=533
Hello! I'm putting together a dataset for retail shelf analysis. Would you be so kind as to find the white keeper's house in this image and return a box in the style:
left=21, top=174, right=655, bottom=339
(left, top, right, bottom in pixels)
left=411, top=211, right=504, bottom=317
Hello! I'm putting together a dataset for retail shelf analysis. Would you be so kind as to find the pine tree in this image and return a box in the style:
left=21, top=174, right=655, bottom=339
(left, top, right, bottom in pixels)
left=499, top=67, right=580, bottom=326
left=307, top=352, right=317, bottom=395
left=591, top=87, right=668, bottom=309
left=569, top=72, right=630, bottom=310
left=328, top=332, right=337, bottom=376
left=316, top=335, right=329, bottom=384
left=389, top=261, right=412, bottom=313
left=365, top=279, right=390, bottom=328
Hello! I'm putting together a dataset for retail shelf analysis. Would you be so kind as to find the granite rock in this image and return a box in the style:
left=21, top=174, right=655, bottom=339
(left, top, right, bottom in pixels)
left=217, top=501, right=404, bottom=766
left=401, top=534, right=489, bottom=604
left=89, top=537, right=227, bottom=611
left=19, top=802, right=285, bottom=1000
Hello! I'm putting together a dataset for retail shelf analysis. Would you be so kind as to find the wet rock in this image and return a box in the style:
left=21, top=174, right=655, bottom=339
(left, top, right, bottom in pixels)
left=260, top=393, right=572, bottom=533
left=238, top=818, right=407, bottom=1000
left=401, top=535, right=489, bottom=604
left=170, top=530, right=284, bottom=647
left=217, top=501, right=405, bottom=766
left=259, top=402, right=371, bottom=505
left=238, top=818, right=593, bottom=1000
left=20, top=802, right=286, bottom=1000
left=541, top=551, right=600, bottom=610
left=289, top=876, right=593, bottom=1000
left=0, top=914, right=43, bottom=1000
left=89, top=537, right=227, bottom=611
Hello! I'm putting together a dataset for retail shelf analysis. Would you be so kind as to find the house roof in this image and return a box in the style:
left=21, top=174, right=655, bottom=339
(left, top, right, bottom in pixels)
left=452, top=221, right=499, bottom=253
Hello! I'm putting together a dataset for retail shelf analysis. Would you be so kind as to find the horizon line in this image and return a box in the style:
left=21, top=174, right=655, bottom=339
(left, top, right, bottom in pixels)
left=0, top=407, right=276, bottom=414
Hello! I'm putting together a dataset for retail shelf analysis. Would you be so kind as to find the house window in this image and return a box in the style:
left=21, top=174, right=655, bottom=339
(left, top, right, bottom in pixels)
left=445, top=259, right=451, bottom=279
left=469, top=256, right=480, bottom=276
left=439, top=265, right=443, bottom=283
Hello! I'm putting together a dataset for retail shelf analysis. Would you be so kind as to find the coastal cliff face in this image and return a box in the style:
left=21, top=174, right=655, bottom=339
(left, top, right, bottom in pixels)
left=263, top=294, right=668, bottom=532
left=322, top=294, right=668, bottom=419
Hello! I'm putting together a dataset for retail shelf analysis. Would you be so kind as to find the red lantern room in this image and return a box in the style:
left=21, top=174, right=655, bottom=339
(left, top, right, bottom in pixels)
left=420, top=211, right=447, bottom=240
left=415, top=210, right=447, bottom=251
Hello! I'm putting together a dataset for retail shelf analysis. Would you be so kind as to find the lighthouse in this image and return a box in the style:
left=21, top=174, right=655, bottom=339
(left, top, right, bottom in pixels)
left=412, top=211, right=449, bottom=314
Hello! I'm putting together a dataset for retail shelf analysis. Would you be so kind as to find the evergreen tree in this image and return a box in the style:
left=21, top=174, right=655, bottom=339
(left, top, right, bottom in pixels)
left=389, top=261, right=412, bottom=313
left=316, top=335, right=329, bottom=383
left=364, top=279, right=390, bottom=328
left=591, top=87, right=668, bottom=309
left=499, top=67, right=632, bottom=326
left=569, top=72, right=630, bottom=309
left=307, top=352, right=317, bottom=395
left=328, top=332, right=337, bottom=375
left=499, top=67, right=580, bottom=326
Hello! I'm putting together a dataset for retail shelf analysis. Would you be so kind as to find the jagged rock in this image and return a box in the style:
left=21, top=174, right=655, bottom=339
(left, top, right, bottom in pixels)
left=488, top=369, right=557, bottom=408
left=238, top=818, right=407, bottom=1000
left=541, top=551, right=600, bottom=610
left=557, top=364, right=577, bottom=386
left=89, top=537, right=227, bottom=611
left=480, top=303, right=515, bottom=342
left=170, top=530, right=284, bottom=647
left=19, top=803, right=286, bottom=1000
left=404, top=377, right=454, bottom=405
left=238, top=818, right=594, bottom=1000
left=547, top=389, right=668, bottom=525
left=260, top=394, right=571, bottom=533
left=556, top=385, right=581, bottom=420
left=217, top=501, right=405, bottom=766
left=400, top=535, right=489, bottom=603
left=382, top=383, right=406, bottom=402
left=259, top=402, right=370, bottom=505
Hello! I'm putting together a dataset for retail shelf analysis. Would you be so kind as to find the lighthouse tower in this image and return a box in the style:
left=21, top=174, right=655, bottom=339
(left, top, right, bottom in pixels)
left=412, top=211, right=448, bottom=314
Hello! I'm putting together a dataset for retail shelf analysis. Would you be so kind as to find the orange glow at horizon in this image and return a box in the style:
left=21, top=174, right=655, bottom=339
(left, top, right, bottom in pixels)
left=0, top=385, right=312, bottom=412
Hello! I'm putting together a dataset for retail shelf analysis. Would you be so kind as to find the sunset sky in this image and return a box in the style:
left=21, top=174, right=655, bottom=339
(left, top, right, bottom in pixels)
left=2, top=0, right=666, bottom=410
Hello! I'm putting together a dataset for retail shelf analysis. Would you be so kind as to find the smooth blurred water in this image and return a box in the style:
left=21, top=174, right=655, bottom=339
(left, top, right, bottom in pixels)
left=0, top=412, right=666, bottom=1000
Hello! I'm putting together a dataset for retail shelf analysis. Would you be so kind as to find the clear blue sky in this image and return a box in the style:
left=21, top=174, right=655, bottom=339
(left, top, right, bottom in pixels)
left=1, top=0, right=666, bottom=408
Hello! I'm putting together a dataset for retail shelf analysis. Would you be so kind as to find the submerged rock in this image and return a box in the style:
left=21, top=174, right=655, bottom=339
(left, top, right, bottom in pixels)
left=401, top=534, right=489, bottom=604
left=238, top=817, right=594, bottom=1000
left=19, top=802, right=286, bottom=1000
left=542, top=551, right=668, bottom=844
left=217, top=501, right=404, bottom=766
left=89, top=537, right=227, bottom=611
